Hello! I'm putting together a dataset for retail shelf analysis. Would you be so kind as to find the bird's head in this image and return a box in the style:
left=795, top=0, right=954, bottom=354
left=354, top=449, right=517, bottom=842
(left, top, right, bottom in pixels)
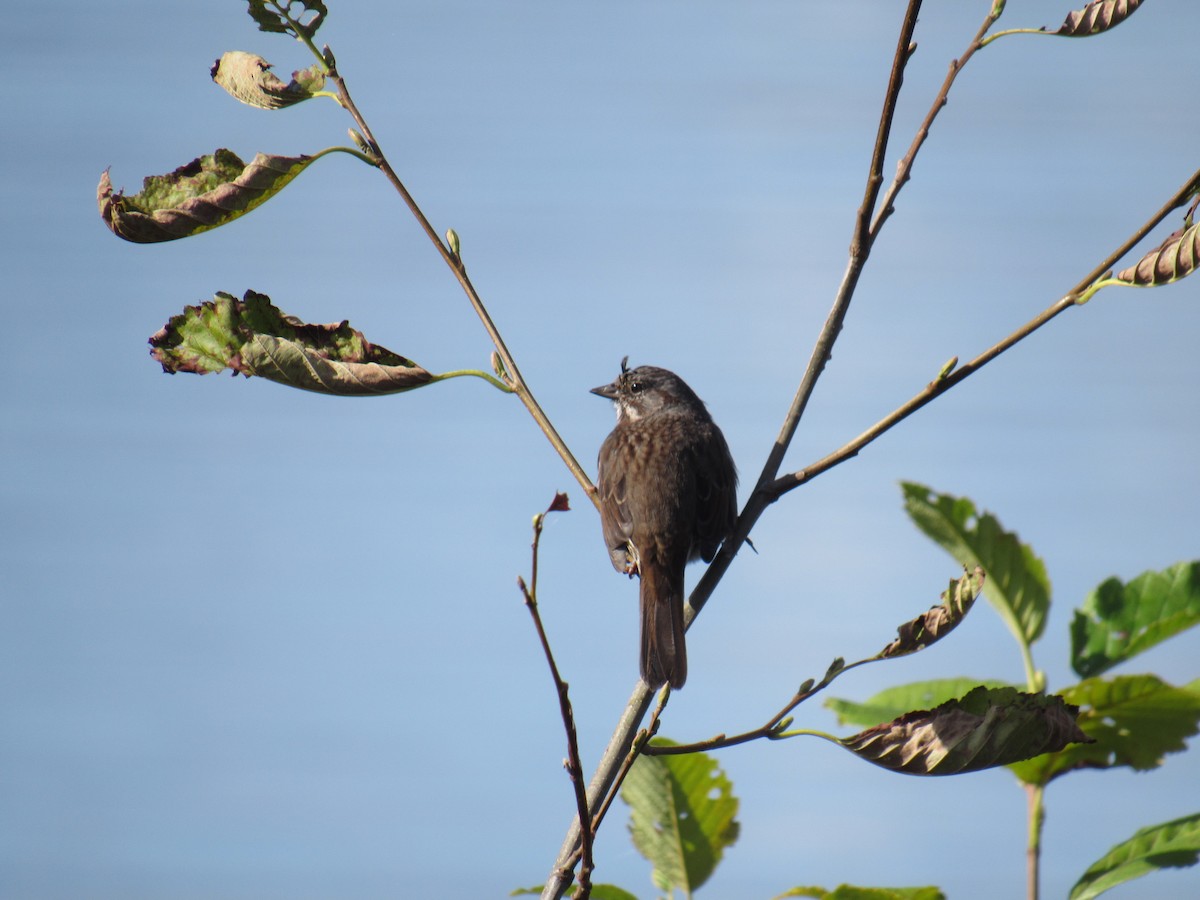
left=590, top=357, right=707, bottom=424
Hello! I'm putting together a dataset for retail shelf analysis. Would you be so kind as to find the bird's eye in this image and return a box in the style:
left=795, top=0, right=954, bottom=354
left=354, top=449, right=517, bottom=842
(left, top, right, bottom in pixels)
left=628, top=380, right=643, bottom=393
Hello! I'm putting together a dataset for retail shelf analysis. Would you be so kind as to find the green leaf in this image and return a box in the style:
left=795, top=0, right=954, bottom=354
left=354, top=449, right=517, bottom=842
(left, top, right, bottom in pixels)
left=826, top=678, right=1015, bottom=729
left=578, top=888, right=640, bottom=900
left=510, top=885, right=639, bottom=900
left=773, top=888, right=945, bottom=900
left=246, top=0, right=327, bottom=40
left=1072, top=562, right=1200, bottom=677
left=211, top=52, right=325, bottom=109
left=877, top=567, right=984, bottom=660
left=1069, top=812, right=1200, bottom=900
left=901, top=482, right=1050, bottom=647
left=1008, top=675, right=1200, bottom=785
left=149, top=290, right=434, bottom=396
left=1052, top=0, right=1144, bottom=38
left=98, top=150, right=323, bottom=243
left=1114, top=220, right=1200, bottom=286
left=840, top=687, right=1087, bottom=776
left=621, top=740, right=739, bottom=895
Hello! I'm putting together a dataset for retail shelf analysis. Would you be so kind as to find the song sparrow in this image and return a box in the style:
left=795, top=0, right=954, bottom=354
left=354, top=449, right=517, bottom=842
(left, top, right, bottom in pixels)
left=592, top=359, right=738, bottom=689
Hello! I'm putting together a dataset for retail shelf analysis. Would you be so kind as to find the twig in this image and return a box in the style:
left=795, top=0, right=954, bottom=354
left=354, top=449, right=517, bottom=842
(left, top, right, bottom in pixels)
left=324, top=65, right=598, bottom=506
left=868, top=6, right=1004, bottom=243
left=746, top=0, right=926, bottom=519
left=518, top=494, right=594, bottom=898
left=644, top=658, right=876, bottom=756
left=554, top=687, right=671, bottom=882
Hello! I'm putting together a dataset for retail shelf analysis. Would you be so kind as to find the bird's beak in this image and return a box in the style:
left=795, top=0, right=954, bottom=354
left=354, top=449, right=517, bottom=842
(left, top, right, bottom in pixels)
left=590, top=381, right=619, bottom=400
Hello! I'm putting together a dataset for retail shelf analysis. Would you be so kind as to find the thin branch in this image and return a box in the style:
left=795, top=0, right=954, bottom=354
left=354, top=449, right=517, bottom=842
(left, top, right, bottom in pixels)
left=542, top=682, right=654, bottom=900
left=553, top=688, right=671, bottom=884
left=748, top=0, right=925, bottom=517
left=868, top=7, right=1003, bottom=243
left=325, top=67, right=598, bottom=506
left=518, top=494, right=594, bottom=898
left=645, top=658, right=880, bottom=757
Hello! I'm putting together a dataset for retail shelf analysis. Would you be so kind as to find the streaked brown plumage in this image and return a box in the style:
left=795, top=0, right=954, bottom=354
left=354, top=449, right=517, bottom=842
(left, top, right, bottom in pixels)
left=592, top=359, right=738, bottom=689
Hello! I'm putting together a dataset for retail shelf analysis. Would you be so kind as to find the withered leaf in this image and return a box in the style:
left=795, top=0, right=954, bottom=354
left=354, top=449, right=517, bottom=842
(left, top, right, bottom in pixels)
left=98, top=150, right=318, bottom=243
left=1053, top=0, right=1143, bottom=37
left=840, top=686, right=1088, bottom=776
left=149, top=290, right=433, bottom=396
left=879, top=567, right=984, bottom=660
left=1114, top=221, right=1200, bottom=287
left=211, top=51, right=325, bottom=109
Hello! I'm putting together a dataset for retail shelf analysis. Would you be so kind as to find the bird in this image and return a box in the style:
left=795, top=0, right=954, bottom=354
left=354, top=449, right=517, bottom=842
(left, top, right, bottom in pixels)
left=592, top=358, right=738, bottom=689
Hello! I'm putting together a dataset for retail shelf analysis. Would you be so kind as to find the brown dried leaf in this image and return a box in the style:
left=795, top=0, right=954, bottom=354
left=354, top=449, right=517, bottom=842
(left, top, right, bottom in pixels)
left=1054, top=0, right=1143, bottom=36
left=879, top=567, right=984, bottom=660
left=840, top=686, right=1089, bottom=776
left=1114, top=222, right=1200, bottom=286
left=98, top=150, right=318, bottom=243
left=211, top=51, right=325, bottom=110
left=238, top=334, right=433, bottom=395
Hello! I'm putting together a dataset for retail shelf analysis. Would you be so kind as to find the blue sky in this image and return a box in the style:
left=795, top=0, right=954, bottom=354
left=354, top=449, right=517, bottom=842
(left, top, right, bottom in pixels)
left=4, top=2, right=1199, bottom=898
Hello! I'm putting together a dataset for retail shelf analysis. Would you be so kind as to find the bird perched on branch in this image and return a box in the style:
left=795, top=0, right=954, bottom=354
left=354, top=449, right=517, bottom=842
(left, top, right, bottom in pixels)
left=592, top=359, right=738, bottom=689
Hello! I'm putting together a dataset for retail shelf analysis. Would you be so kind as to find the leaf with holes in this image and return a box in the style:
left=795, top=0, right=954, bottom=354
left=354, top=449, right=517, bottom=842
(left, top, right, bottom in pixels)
left=98, top=150, right=325, bottom=243
left=621, top=740, right=739, bottom=895
left=211, top=51, right=325, bottom=109
left=246, top=0, right=327, bottom=39
left=1071, top=561, right=1200, bottom=678
left=149, top=290, right=433, bottom=396
left=840, top=686, right=1087, bottom=775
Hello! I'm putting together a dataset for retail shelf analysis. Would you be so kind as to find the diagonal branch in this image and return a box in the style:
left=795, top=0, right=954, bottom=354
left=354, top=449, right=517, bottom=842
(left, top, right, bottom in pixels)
left=768, top=165, right=1200, bottom=501
left=749, top=0, right=926, bottom=513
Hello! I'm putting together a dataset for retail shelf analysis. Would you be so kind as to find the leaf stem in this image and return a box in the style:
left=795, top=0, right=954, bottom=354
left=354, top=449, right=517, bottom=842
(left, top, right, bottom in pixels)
left=979, top=28, right=1052, bottom=47
left=770, top=728, right=840, bottom=743
left=428, top=369, right=515, bottom=393
left=1026, top=783, right=1045, bottom=900
left=313, top=145, right=380, bottom=167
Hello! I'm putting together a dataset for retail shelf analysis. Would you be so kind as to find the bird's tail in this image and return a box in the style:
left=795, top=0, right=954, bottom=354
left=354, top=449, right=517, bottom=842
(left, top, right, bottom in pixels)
left=639, top=564, right=687, bottom=689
